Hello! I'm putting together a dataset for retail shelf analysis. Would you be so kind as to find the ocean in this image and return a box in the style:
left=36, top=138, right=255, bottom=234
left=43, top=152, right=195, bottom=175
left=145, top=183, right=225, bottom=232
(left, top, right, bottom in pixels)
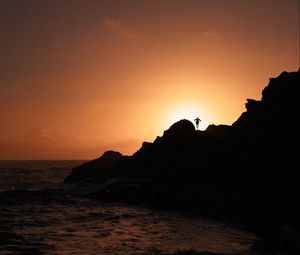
left=0, top=161, right=257, bottom=255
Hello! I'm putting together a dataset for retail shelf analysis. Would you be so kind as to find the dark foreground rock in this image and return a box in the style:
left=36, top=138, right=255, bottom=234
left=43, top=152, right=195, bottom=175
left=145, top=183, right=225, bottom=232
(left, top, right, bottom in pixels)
left=65, top=69, right=300, bottom=251
left=64, top=150, right=123, bottom=183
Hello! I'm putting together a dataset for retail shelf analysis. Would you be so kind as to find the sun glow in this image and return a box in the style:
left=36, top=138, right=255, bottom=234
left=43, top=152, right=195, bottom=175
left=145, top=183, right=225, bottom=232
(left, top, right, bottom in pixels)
left=163, top=105, right=209, bottom=131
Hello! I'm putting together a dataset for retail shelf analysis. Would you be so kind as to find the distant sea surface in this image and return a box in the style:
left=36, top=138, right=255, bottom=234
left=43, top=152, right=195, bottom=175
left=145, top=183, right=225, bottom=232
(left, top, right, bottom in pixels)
left=0, top=160, right=83, bottom=192
left=0, top=161, right=257, bottom=255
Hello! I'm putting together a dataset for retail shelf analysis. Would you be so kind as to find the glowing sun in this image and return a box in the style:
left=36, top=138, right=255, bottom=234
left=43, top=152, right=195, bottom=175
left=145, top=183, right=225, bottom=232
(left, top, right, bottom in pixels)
left=164, top=105, right=208, bottom=131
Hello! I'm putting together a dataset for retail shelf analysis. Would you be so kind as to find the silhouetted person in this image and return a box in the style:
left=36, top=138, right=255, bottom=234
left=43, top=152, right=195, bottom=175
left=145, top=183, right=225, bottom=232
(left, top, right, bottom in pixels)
left=194, top=117, right=201, bottom=130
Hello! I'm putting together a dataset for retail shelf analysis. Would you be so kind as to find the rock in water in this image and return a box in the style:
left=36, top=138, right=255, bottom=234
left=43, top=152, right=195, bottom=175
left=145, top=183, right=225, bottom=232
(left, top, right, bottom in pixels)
left=64, top=151, right=123, bottom=183
left=66, top=70, right=300, bottom=243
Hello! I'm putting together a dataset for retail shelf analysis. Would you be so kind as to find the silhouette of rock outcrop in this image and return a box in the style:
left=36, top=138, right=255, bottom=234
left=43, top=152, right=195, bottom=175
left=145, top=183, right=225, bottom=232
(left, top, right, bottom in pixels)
left=163, top=119, right=195, bottom=138
left=65, top=70, right=300, bottom=248
left=233, top=70, right=300, bottom=136
left=64, top=150, right=123, bottom=183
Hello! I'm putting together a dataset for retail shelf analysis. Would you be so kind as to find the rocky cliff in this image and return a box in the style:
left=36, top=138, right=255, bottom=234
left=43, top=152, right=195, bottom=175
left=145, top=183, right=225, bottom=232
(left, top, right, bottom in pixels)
left=65, top=70, right=300, bottom=244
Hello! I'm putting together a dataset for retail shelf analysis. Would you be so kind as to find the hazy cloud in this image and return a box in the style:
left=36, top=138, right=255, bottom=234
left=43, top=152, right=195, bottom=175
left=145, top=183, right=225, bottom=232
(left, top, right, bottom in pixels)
left=202, top=31, right=223, bottom=40
left=102, top=17, right=139, bottom=39
left=106, top=138, right=142, bottom=156
left=0, top=128, right=142, bottom=160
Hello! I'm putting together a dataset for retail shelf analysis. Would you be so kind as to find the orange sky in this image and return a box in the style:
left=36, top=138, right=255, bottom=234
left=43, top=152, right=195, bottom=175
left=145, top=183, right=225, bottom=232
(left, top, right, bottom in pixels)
left=0, top=0, right=299, bottom=159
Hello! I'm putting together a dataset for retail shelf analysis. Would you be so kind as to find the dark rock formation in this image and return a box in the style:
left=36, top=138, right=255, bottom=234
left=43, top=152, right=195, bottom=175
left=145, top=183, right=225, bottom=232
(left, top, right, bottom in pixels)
left=65, top=70, right=300, bottom=247
left=163, top=119, right=196, bottom=139
left=64, top=150, right=123, bottom=183
left=233, top=70, right=300, bottom=136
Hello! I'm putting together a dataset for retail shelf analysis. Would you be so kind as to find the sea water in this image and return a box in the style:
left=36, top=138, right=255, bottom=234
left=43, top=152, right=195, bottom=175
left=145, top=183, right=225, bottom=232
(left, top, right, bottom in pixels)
left=0, top=161, right=256, bottom=255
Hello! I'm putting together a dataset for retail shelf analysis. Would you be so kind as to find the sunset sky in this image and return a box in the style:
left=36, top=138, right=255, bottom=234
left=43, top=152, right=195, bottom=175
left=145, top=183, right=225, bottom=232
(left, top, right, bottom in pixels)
left=0, top=0, right=299, bottom=159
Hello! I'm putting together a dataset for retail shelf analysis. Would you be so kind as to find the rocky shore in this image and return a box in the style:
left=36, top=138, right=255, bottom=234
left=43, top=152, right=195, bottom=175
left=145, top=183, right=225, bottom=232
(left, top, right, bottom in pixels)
left=65, top=70, right=300, bottom=254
